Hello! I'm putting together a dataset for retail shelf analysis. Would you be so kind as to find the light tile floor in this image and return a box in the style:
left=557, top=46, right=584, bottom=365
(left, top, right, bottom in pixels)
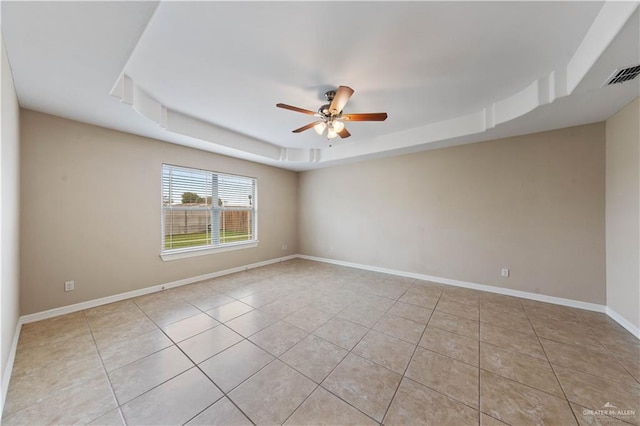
left=3, top=259, right=639, bottom=425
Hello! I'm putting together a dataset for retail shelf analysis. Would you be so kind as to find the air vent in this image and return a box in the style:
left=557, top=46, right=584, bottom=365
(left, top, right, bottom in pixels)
left=604, top=65, right=640, bottom=86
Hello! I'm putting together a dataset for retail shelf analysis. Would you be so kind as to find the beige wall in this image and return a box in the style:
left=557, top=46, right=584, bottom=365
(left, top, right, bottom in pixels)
left=15, top=107, right=622, bottom=315
left=299, top=123, right=606, bottom=304
left=1, top=38, right=21, bottom=401
left=19, top=110, right=298, bottom=315
left=606, top=97, right=640, bottom=330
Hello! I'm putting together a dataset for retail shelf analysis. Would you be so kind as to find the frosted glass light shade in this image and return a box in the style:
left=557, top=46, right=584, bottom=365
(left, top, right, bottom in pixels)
left=333, top=120, right=345, bottom=132
left=313, top=122, right=326, bottom=135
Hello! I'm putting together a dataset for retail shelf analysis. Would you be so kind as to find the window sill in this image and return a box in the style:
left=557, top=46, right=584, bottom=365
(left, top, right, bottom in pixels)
left=160, top=241, right=259, bottom=261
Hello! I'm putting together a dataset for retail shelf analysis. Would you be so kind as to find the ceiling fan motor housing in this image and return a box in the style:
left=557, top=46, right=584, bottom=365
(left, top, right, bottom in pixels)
left=319, top=104, right=332, bottom=118
left=319, top=91, right=337, bottom=118
left=324, top=90, right=336, bottom=101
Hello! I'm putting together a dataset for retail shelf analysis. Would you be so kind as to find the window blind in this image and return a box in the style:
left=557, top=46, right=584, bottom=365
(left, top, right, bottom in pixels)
left=162, top=164, right=257, bottom=252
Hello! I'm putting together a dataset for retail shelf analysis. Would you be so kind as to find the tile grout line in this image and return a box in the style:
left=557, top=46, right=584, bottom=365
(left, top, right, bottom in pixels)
left=520, top=303, right=581, bottom=426
left=1, top=324, right=106, bottom=422
left=181, top=267, right=375, bottom=425
left=278, top=270, right=394, bottom=425
left=1, top=262, right=317, bottom=423
left=477, top=299, right=608, bottom=420
left=134, top=295, right=263, bottom=426
left=405, top=319, right=486, bottom=412
left=478, top=303, right=634, bottom=422
left=379, top=283, right=443, bottom=424
left=9, top=260, right=638, bottom=425
left=191, top=267, right=305, bottom=426
left=278, top=273, right=418, bottom=425
left=408, top=292, right=559, bottom=418
left=127, top=297, right=248, bottom=424
left=253, top=269, right=366, bottom=424
left=424, top=294, right=591, bottom=415
left=545, top=310, right=639, bottom=425
left=357, top=286, right=506, bottom=420
left=320, top=282, right=414, bottom=424
left=182, top=338, right=259, bottom=426
left=81, top=310, right=127, bottom=425
left=148, top=268, right=313, bottom=424
left=587, top=327, right=640, bottom=386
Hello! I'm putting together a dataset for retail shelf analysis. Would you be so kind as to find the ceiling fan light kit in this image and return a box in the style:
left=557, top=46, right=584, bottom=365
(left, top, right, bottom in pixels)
left=313, top=122, right=326, bottom=135
left=277, top=86, right=388, bottom=141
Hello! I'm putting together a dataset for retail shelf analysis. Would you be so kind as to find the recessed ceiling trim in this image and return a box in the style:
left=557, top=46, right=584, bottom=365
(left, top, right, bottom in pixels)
left=110, top=74, right=318, bottom=163
left=566, top=1, right=639, bottom=94
left=109, top=1, right=637, bottom=167
left=320, top=1, right=638, bottom=165
left=111, top=67, right=567, bottom=165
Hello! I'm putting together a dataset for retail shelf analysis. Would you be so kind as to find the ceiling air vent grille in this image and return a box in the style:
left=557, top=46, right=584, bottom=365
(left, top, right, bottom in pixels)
left=604, top=65, right=640, bottom=86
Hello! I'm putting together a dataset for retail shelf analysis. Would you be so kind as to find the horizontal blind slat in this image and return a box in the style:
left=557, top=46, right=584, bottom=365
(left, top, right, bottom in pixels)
left=162, top=164, right=257, bottom=251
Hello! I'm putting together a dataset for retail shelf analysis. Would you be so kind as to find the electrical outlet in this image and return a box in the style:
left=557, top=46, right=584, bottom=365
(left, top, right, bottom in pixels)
left=501, top=268, right=510, bottom=278
left=281, top=244, right=287, bottom=251
left=64, top=280, right=75, bottom=291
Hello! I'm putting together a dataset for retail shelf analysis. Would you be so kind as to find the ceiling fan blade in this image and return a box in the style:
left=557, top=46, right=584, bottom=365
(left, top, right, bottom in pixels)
left=329, top=86, right=354, bottom=115
left=342, top=112, right=388, bottom=121
left=292, top=122, right=321, bottom=133
left=337, top=127, right=351, bottom=138
left=276, top=103, right=317, bottom=115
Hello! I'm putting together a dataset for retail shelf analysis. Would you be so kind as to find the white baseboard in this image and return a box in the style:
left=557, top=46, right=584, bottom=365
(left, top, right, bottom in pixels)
left=1, top=255, right=296, bottom=413
left=1, top=253, right=296, bottom=412
left=606, top=307, right=640, bottom=339
left=4, top=252, right=635, bottom=415
left=298, top=255, right=640, bottom=339
left=1, top=320, right=22, bottom=415
left=20, top=254, right=297, bottom=325
left=297, top=254, right=607, bottom=313
left=18, top=252, right=613, bottom=327
left=10, top=254, right=639, bottom=371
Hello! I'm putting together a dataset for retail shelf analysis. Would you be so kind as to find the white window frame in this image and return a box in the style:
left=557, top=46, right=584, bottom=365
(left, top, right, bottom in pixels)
left=161, top=164, right=258, bottom=261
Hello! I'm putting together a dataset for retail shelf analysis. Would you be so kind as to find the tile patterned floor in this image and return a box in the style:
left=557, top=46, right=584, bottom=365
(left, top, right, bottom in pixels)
left=3, top=259, right=639, bottom=425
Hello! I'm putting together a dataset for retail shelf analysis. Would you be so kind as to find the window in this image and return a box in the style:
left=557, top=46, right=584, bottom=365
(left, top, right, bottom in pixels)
left=162, top=164, right=257, bottom=259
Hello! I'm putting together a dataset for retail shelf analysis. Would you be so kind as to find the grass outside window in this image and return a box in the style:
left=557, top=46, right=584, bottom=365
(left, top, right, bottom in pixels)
left=164, top=230, right=252, bottom=250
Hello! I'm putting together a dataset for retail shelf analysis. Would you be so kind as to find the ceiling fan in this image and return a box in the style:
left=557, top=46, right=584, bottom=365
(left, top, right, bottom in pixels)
left=276, top=86, right=387, bottom=140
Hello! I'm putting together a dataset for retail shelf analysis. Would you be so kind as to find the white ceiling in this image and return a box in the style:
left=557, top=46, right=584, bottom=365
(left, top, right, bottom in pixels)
left=2, top=1, right=639, bottom=171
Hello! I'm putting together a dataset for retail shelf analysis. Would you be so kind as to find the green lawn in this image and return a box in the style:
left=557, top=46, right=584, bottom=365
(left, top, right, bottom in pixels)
left=164, top=230, right=251, bottom=249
